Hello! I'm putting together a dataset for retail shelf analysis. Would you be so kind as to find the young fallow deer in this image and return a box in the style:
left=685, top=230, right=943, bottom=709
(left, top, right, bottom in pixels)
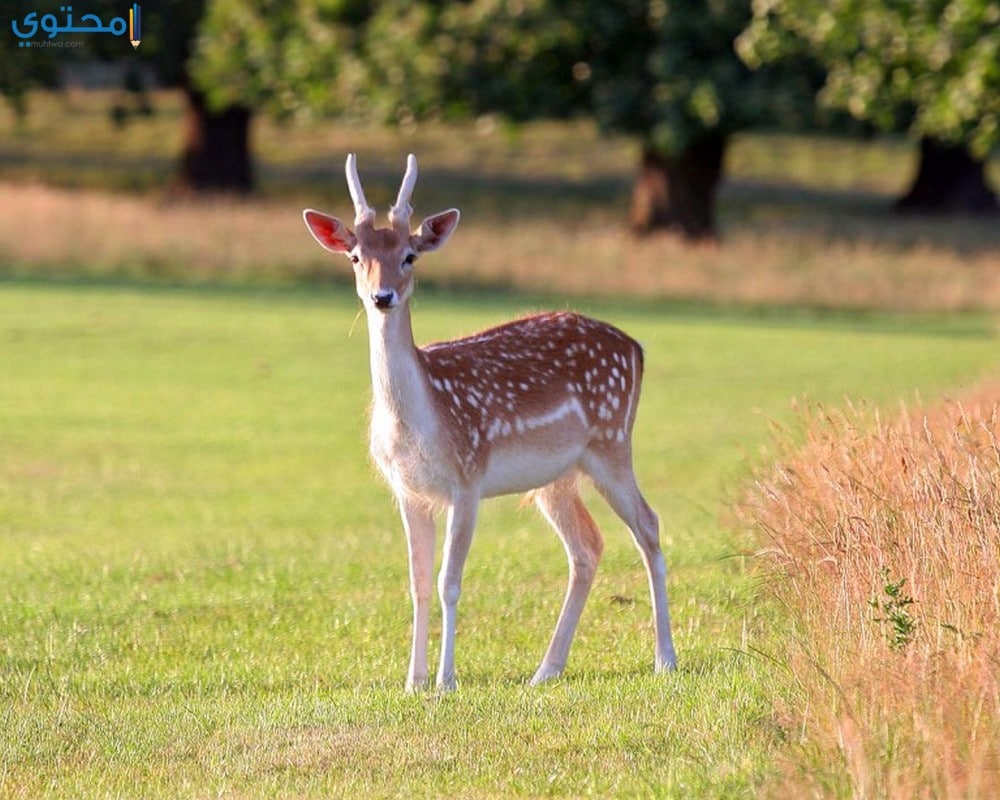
left=303, top=154, right=677, bottom=691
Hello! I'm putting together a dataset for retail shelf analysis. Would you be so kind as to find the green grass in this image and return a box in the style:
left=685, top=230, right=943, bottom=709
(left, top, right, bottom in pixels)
left=2, top=280, right=997, bottom=797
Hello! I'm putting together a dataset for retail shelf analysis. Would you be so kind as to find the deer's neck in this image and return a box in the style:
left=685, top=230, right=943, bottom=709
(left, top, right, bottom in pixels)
left=366, top=304, right=433, bottom=423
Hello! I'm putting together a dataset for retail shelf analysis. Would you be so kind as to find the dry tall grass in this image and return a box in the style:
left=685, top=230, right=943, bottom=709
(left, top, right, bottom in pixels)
left=3, top=91, right=1000, bottom=308
left=747, top=391, right=1000, bottom=797
left=3, top=182, right=1000, bottom=312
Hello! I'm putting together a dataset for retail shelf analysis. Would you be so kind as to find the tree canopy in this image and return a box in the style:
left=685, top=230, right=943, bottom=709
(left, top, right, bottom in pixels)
left=737, top=0, right=1000, bottom=158
left=570, top=0, right=789, bottom=154
left=355, top=0, right=586, bottom=124
left=13, top=0, right=991, bottom=219
left=349, top=0, right=817, bottom=155
left=188, top=0, right=369, bottom=120
left=341, top=0, right=820, bottom=235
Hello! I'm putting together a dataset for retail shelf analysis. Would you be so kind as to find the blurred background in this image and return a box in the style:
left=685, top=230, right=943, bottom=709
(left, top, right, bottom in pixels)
left=1, top=0, right=998, bottom=310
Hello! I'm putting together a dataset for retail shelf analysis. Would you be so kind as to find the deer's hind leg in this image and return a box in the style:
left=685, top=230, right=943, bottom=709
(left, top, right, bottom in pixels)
left=530, top=474, right=605, bottom=685
left=581, top=447, right=677, bottom=673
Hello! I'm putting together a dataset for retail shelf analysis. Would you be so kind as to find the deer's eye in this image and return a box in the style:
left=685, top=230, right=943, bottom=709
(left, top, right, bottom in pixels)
left=350, top=254, right=361, bottom=265
left=403, top=253, right=416, bottom=267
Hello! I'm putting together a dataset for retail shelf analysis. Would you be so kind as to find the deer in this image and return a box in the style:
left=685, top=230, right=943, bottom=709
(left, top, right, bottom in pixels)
left=302, top=154, right=677, bottom=691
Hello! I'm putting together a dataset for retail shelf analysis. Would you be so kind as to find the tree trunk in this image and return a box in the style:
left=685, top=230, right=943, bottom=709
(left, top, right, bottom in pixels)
left=175, top=83, right=254, bottom=194
left=629, top=134, right=726, bottom=240
left=895, top=138, right=998, bottom=215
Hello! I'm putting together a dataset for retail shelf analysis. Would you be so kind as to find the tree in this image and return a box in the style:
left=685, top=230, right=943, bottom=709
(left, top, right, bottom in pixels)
left=571, top=0, right=769, bottom=238
left=358, top=0, right=819, bottom=240
left=0, top=0, right=249, bottom=191
left=737, top=0, right=1000, bottom=213
left=186, top=0, right=378, bottom=192
left=0, top=0, right=363, bottom=193
left=138, top=0, right=253, bottom=194
left=350, top=1, right=586, bottom=125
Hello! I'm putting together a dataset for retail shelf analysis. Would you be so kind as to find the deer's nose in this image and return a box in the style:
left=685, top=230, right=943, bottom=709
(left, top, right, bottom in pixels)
left=371, top=290, right=397, bottom=310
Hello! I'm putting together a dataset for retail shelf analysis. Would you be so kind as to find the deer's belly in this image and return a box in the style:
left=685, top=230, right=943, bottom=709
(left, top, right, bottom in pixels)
left=479, top=440, right=584, bottom=498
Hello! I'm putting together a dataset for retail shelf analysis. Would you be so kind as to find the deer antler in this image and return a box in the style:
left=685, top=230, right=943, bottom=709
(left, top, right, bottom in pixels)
left=389, top=154, right=418, bottom=232
left=345, top=153, right=374, bottom=226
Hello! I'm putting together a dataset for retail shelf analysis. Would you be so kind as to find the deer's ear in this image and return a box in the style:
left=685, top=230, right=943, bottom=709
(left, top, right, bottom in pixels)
left=303, top=209, right=356, bottom=254
left=412, top=209, right=460, bottom=253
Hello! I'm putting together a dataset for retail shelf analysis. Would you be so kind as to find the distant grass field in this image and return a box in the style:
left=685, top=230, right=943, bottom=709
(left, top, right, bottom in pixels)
left=2, top=90, right=1000, bottom=311
left=2, top=281, right=998, bottom=798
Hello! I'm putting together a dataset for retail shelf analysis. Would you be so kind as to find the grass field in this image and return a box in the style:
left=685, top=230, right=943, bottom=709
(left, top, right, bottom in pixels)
left=3, top=91, right=1000, bottom=312
left=3, top=88, right=1000, bottom=796
left=2, top=280, right=998, bottom=797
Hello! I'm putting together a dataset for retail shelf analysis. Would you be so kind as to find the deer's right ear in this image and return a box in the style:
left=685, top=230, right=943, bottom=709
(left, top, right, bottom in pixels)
left=303, top=209, right=356, bottom=254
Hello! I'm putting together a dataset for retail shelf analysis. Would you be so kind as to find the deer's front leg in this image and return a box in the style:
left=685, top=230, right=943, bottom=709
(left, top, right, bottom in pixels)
left=399, top=496, right=436, bottom=692
left=437, top=491, right=479, bottom=691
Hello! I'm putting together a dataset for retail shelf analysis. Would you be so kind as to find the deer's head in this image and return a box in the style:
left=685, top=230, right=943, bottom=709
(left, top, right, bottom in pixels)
left=303, top=154, right=460, bottom=313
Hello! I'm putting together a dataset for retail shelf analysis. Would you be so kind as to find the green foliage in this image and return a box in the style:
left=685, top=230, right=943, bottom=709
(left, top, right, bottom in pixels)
left=869, top=568, right=918, bottom=650
left=0, top=0, right=361, bottom=118
left=189, top=0, right=369, bottom=117
left=1, top=0, right=820, bottom=157
left=130, top=0, right=210, bottom=85
left=570, top=0, right=800, bottom=153
left=354, top=0, right=820, bottom=155
left=0, top=0, right=204, bottom=105
left=355, top=0, right=587, bottom=123
left=738, top=0, right=1000, bottom=157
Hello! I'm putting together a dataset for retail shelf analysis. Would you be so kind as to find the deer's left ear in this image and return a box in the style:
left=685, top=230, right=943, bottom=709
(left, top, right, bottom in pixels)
left=303, top=209, right=356, bottom=254
left=412, top=209, right=460, bottom=254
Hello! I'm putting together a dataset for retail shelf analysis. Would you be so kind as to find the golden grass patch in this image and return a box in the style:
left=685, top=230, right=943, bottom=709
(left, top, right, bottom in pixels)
left=748, top=391, right=1000, bottom=797
left=3, top=182, right=1000, bottom=312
